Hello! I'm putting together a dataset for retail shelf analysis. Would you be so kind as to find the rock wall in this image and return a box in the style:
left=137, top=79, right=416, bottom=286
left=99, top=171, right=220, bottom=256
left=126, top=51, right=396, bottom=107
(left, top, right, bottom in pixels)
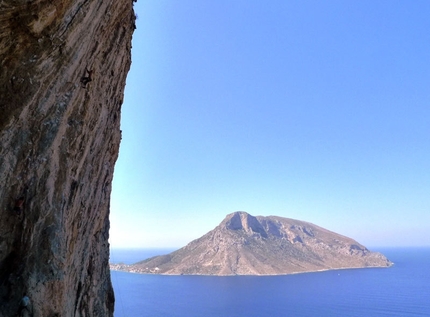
left=0, top=0, right=135, bottom=316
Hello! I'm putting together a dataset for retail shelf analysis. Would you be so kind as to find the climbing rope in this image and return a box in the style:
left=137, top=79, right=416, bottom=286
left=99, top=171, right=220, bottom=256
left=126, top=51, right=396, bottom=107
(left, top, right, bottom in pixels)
left=110, top=251, right=130, bottom=317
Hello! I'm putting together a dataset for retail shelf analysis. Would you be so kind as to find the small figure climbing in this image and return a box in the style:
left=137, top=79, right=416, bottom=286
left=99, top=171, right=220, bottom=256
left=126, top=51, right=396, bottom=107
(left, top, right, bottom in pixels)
left=19, top=295, right=33, bottom=317
left=12, top=186, right=28, bottom=216
left=13, top=197, right=25, bottom=215
left=80, top=67, right=93, bottom=88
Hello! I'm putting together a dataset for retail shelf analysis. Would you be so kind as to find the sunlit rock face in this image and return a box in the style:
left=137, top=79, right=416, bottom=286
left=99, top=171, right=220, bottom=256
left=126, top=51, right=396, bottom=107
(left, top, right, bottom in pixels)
left=0, top=1, right=135, bottom=315
left=123, top=212, right=392, bottom=276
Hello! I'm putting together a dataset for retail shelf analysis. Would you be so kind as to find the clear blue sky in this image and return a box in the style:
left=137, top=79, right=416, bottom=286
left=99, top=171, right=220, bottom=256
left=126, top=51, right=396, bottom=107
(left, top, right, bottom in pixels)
left=109, top=0, right=430, bottom=249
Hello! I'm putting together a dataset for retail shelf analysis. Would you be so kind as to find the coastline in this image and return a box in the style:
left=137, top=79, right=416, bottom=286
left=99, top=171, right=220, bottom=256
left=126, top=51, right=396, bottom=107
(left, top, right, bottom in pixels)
left=110, top=262, right=393, bottom=277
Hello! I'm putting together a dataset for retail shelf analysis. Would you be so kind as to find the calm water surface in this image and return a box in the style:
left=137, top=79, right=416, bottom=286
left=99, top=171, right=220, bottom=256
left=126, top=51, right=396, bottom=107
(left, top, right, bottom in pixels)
left=111, top=248, right=430, bottom=317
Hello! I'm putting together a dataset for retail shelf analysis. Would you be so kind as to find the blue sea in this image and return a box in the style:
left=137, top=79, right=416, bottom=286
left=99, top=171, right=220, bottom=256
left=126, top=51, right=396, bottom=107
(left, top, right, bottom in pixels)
left=110, top=248, right=430, bottom=317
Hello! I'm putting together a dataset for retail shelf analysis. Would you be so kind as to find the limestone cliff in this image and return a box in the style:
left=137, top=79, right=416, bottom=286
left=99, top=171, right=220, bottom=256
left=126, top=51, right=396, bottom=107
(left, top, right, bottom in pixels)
left=115, top=212, right=392, bottom=276
left=0, top=0, right=135, bottom=316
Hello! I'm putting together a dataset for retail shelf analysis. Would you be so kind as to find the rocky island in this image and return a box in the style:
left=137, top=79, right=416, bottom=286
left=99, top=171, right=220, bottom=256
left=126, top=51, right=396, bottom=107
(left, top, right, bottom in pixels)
left=111, top=212, right=392, bottom=275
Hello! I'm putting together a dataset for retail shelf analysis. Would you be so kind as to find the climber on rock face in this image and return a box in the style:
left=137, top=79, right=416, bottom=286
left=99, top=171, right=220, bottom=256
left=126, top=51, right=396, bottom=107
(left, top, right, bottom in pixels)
left=12, top=186, right=28, bottom=215
left=13, top=197, right=25, bottom=214
left=80, top=67, right=93, bottom=88
left=19, top=295, right=33, bottom=317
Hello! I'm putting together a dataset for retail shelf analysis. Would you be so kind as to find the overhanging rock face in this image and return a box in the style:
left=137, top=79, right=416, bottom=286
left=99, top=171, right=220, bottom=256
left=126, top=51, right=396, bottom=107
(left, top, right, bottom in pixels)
left=0, top=1, right=135, bottom=315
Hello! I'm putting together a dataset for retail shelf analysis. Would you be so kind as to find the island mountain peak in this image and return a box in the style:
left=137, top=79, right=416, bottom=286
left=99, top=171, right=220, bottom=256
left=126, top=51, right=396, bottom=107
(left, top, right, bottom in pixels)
left=112, top=212, right=392, bottom=276
left=223, top=211, right=267, bottom=236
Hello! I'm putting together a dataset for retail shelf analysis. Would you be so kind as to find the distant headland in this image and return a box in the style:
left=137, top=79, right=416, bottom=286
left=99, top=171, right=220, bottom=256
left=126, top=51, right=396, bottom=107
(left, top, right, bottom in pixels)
left=110, top=212, right=393, bottom=275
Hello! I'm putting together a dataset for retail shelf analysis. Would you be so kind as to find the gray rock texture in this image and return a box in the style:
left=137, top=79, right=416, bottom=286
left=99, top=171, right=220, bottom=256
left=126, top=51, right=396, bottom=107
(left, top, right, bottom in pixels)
left=123, top=212, right=392, bottom=276
left=0, top=1, right=135, bottom=316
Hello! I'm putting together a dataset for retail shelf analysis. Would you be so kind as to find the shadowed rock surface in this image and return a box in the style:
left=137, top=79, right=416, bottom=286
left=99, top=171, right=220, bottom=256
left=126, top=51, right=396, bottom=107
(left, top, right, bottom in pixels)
left=0, top=1, right=135, bottom=316
left=116, top=212, right=392, bottom=276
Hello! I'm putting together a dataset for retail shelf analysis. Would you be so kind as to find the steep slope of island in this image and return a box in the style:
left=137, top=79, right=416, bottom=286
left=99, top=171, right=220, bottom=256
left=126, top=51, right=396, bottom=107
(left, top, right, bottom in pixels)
left=114, top=212, right=392, bottom=275
left=0, top=1, right=135, bottom=316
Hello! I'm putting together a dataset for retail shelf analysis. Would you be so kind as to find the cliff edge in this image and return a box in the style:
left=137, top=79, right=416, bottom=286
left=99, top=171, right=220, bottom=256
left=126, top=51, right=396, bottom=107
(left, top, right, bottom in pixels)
left=0, top=1, right=135, bottom=316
